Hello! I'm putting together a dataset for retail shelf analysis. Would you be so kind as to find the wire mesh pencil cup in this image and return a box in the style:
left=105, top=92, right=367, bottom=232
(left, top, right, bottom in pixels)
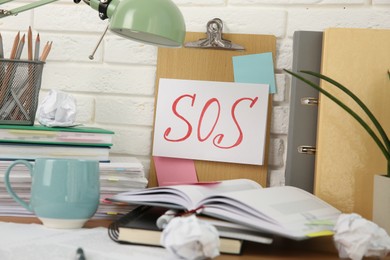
left=0, top=59, right=45, bottom=125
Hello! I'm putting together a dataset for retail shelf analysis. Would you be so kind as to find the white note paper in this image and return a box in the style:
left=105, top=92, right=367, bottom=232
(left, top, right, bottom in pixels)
left=153, top=78, right=269, bottom=166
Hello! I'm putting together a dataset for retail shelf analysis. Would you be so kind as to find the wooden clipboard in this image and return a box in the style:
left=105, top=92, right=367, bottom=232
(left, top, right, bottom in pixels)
left=148, top=32, right=276, bottom=188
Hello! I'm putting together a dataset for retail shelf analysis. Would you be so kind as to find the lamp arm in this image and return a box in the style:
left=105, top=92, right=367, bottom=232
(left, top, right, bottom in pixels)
left=0, top=0, right=186, bottom=48
left=89, top=0, right=118, bottom=20
left=0, top=0, right=59, bottom=18
left=0, top=0, right=13, bottom=5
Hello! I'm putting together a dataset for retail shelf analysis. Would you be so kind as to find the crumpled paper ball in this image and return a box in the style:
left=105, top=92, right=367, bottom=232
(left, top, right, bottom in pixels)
left=333, top=213, right=390, bottom=260
left=36, top=90, right=77, bottom=127
left=160, top=215, right=220, bottom=260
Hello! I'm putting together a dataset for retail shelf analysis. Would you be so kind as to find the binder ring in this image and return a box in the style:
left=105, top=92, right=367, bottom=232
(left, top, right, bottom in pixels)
left=301, top=97, right=318, bottom=106
left=298, top=145, right=316, bottom=155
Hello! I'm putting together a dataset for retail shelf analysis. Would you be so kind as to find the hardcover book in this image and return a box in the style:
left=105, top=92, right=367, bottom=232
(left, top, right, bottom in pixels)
left=0, top=142, right=110, bottom=162
left=109, top=179, right=341, bottom=240
left=108, top=205, right=254, bottom=255
left=0, top=124, right=114, bottom=146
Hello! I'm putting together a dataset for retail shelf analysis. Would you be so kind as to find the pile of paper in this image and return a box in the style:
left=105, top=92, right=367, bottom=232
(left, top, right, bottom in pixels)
left=0, top=161, right=32, bottom=217
left=97, top=157, right=148, bottom=219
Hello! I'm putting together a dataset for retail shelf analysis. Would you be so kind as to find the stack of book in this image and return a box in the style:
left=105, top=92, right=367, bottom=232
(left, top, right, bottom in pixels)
left=107, top=179, right=342, bottom=255
left=108, top=205, right=274, bottom=255
left=0, top=157, right=148, bottom=219
left=0, top=124, right=149, bottom=219
left=0, top=124, right=114, bottom=162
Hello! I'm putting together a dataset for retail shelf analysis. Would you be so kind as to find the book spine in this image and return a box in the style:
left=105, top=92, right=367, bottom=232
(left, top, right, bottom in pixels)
left=108, top=205, right=152, bottom=242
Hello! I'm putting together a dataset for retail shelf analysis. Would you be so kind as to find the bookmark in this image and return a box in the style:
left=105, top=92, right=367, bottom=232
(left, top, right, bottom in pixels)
left=153, top=156, right=198, bottom=186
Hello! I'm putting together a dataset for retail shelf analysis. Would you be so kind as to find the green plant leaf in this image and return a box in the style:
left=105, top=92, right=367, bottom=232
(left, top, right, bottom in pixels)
left=300, top=70, right=390, bottom=153
left=284, top=69, right=390, bottom=176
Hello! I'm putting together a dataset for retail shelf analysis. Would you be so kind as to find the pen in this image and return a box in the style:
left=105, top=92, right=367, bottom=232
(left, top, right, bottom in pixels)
left=76, top=247, right=86, bottom=260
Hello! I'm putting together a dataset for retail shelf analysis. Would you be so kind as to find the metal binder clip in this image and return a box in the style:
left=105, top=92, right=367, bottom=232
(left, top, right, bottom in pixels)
left=185, top=18, right=245, bottom=50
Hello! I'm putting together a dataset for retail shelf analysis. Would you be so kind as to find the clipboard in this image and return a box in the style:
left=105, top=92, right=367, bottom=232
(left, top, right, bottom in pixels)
left=148, top=29, right=276, bottom=188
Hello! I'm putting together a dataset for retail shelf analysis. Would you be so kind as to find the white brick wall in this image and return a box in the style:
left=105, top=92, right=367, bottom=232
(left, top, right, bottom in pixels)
left=1, top=1, right=389, bottom=185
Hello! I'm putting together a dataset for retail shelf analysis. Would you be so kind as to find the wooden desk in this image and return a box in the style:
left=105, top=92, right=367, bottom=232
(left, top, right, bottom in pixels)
left=0, top=216, right=113, bottom=229
left=0, top=216, right=338, bottom=259
left=0, top=216, right=384, bottom=259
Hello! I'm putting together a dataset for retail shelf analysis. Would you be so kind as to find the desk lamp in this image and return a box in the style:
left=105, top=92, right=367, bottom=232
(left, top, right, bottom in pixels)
left=0, top=0, right=186, bottom=47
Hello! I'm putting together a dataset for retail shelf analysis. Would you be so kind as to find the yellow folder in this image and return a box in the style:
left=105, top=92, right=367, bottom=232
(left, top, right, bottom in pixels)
left=314, top=28, right=390, bottom=219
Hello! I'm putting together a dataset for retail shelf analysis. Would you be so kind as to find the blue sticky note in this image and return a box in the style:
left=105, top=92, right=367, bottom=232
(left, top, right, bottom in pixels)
left=232, top=52, right=276, bottom=93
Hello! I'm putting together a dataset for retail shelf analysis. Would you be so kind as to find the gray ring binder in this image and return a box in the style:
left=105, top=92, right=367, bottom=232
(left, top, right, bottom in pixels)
left=285, top=31, right=323, bottom=193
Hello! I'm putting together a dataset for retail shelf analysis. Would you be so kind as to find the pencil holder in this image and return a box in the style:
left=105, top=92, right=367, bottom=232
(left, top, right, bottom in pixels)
left=0, top=59, right=45, bottom=125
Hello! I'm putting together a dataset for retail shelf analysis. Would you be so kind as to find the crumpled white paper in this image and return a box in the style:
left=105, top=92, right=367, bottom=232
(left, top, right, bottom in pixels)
left=160, top=215, right=220, bottom=260
left=36, top=90, right=77, bottom=127
left=333, top=213, right=390, bottom=260
left=156, top=209, right=177, bottom=229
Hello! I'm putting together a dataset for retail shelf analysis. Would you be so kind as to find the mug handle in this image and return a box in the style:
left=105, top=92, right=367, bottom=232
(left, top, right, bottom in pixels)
left=4, top=160, right=34, bottom=212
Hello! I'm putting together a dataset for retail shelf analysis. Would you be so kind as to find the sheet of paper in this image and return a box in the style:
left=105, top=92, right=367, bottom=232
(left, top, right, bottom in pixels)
left=0, top=222, right=174, bottom=260
left=153, top=79, right=269, bottom=166
left=232, top=52, right=276, bottom=94
left=153, top=156, right=198, bottom=186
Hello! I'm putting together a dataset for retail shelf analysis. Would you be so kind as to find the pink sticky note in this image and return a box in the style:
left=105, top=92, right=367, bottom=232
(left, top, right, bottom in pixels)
left=153, top=156, right=198, bottom=186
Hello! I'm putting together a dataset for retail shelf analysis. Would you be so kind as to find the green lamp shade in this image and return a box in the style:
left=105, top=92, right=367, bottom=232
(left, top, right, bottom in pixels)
left=108, top=0, right=186, bottom=47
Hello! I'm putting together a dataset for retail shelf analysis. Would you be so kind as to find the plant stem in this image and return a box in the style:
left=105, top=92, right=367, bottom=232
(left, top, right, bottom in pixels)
left=284, top=69, right=390, bottom=177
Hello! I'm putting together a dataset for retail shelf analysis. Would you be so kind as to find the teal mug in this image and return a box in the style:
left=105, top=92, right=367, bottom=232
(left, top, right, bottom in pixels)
left=5, top=158, right=100, bottom=229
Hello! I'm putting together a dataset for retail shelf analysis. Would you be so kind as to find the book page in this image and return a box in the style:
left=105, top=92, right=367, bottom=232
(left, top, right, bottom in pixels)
left=110, top=179, right=262, bottom=210
left=200, top=186, right=341, bottom=239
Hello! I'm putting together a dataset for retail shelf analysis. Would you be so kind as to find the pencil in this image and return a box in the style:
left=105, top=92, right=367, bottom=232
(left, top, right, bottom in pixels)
left=24, top=27, right=35, bottom=120
left=0, top=33, right=4, bottom=59
left=0, top=32, right=19, bottom=108
left=0, top=33, right=4, bottom=80
left=28, top=26, right=33, bottom=61
left=40, top=41, right=52, bottom=61
left=9, top=31, right=20, bottom=59
left=15, top=34, right=25, bottom=59
left=0, top=33, right=3, bottom=104
left=34, top=33, right=40, bottom=61
left=8, top=33, right=25, bottom=119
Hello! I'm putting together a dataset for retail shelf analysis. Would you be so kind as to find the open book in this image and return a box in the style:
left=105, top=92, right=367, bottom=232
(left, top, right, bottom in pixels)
left=109, top=179, right=341, bottom=240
